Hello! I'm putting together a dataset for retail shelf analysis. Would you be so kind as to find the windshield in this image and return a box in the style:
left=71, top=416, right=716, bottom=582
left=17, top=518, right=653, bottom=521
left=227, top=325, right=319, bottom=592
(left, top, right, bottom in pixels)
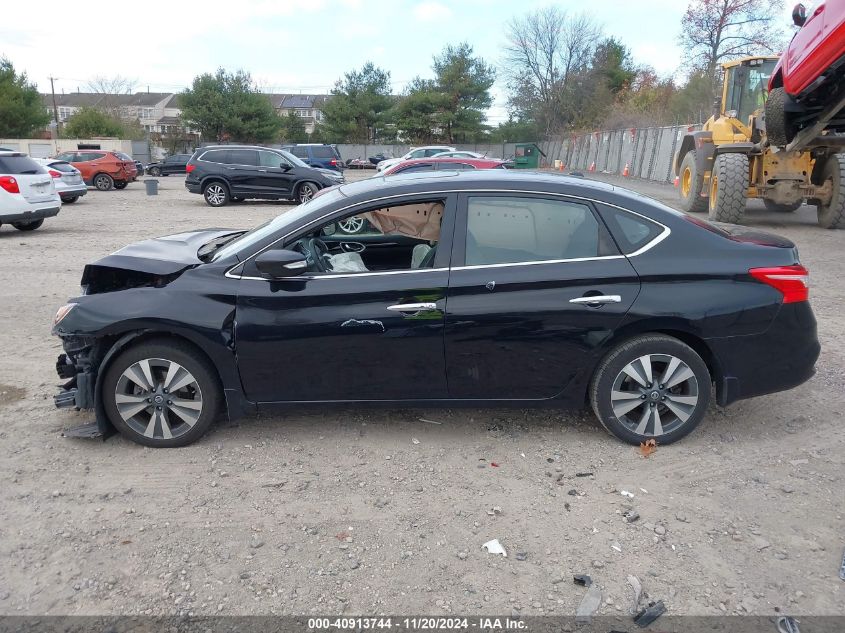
left=726, top=59, right=776, bottom=123
left=210, top=186, right=346, bottom=262
left=279, top=149, right=309, bottom=169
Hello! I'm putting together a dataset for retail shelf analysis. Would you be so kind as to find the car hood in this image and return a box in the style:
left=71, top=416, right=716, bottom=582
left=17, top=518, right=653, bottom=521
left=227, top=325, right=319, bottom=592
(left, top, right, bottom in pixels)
left=83, top=228, right=241, bottom=281
left=315, top=167, right=341, bottom=178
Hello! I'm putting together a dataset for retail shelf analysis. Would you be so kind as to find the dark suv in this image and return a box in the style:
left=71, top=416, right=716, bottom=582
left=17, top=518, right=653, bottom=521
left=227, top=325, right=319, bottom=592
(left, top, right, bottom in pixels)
left=281, top=144, right=344, bottom=171
left=145, top=153, right=192, bottom=177
left=185, top=145, right=344, bottom=207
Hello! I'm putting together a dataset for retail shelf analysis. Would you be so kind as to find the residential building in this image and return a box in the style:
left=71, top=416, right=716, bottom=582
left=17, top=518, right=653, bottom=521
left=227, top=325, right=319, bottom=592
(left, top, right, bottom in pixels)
left=268, top=94, right=330, bottom=134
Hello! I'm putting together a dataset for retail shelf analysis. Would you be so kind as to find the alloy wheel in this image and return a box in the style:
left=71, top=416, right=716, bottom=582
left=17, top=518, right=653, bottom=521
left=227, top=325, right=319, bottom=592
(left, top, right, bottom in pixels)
left=299, top=184, right=316, bottom=203
left=114, top=358, right=204, bottom=441
left=95, top=174, right=113, bottom=191
left=205, top=184, right=226, bottom=206
left=609, top=353, right=699, bottom=437
left=338, top=216, right=365, bottom=233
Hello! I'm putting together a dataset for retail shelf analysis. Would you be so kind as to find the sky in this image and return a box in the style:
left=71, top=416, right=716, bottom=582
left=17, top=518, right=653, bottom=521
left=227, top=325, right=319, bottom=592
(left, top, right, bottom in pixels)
left=1, top=0, right=800, bottom=124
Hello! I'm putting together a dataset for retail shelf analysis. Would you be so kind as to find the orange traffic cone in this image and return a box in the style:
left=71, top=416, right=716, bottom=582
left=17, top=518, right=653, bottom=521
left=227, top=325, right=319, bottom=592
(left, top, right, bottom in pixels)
left=622, top=163, right=630, bottom=177
left=673, top=175, right=679, bottom=187
left=588, top=161, right=596, bottom=172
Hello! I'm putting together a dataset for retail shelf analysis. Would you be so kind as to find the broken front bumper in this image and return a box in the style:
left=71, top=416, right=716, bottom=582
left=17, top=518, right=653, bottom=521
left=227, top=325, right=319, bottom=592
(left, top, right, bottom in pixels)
left=53, top=335, right=100, bottom=411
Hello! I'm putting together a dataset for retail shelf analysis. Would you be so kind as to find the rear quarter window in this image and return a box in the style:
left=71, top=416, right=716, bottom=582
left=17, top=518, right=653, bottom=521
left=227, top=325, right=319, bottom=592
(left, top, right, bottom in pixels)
left=597, top=204, right=664, bottom=254
left=49, top=162, right=77, bottom=173
left=290, top=146, right=309, bottom=158
left=0, top=155, right=46, bottom=175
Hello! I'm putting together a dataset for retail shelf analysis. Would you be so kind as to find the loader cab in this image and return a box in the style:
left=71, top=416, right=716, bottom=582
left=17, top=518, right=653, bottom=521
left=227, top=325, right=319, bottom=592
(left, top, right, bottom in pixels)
left=722, top=57, right=778, bottom=126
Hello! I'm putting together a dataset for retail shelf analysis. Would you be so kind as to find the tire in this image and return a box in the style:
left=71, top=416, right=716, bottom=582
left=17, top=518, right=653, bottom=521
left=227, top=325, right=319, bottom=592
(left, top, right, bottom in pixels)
left=114, top=181, right=127, bottom=190
left=63, top=196, right=79, bottom=204
left=708, top=153, right=748, bottom=223
left=12, top=219, right=44, bottom=231
left=764, top=87, right=796, bottom=147
left=149, top=167, right=161, bottom=177
left=589, top=334, right=711, bottom=445
left=101, top=340, right=221, bottom=448
left=677, top=151, right=708, bottom=213
left=338, top=216, right=366, bottom=234
left=203, top=181, right=229, bottom=207
left=296, top=181, right=318, bottom=204
left=93, top=173, right=114, bottom=191
left=815, top=153, right=845, bottom=229
left=763, top=199, right=802, bottom=212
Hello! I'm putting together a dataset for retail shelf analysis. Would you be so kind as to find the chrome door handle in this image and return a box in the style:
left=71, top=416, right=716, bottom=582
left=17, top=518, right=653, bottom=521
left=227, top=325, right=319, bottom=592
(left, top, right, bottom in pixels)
left=387, top=302, right=437, bottom=314
left=569, top=295, right=622, bottom=305
left=258, top=169, right=267, bottom=172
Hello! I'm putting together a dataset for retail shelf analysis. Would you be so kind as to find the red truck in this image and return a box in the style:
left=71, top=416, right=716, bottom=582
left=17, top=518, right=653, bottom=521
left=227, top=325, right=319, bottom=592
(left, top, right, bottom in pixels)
left=766, top=1, right=845, bottom=147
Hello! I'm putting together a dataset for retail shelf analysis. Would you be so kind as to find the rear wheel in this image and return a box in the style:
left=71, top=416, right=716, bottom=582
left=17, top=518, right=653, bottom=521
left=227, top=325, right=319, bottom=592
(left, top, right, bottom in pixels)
left=114, top=181, right=127, bottom=190
left=102, top=340, right=221, bottom=448
left=708, top=153, right=748, bottom=223
left=94, top=173, right=114, bottom=191
left=763, top=199, right=802, bottom=212
left=678, top=151, right=707, bottom=213
left=203, top=181, right=229, bottom=207
left=815, top=154, right=845, bottom=229
left=590, top=335, right=711, bottom=445
left=12, top=219, right=44, bottom=231
left=764, top=87, right=796, bottom=147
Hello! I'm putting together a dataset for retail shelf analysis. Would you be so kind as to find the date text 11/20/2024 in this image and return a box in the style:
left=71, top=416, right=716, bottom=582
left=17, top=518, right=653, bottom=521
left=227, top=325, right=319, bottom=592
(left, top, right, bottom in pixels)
left=308, top=617, right=526, bottom=630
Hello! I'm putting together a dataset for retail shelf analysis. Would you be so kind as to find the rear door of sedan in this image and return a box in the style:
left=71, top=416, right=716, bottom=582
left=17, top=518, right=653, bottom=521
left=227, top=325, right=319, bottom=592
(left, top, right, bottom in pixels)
left=443, top=192, right=642, bottom=400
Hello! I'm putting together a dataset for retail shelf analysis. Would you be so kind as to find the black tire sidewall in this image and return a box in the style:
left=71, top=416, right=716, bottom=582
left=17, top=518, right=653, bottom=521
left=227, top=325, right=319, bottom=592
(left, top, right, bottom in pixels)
left=102, top=341, right=221, bottom=448
left=12, top=219, right=44, bottom=231
left=203, top=181, right=229, bottom=207
left=590, top=335, right=711, bottom=445
left=678, top=152, right=706, bottom=213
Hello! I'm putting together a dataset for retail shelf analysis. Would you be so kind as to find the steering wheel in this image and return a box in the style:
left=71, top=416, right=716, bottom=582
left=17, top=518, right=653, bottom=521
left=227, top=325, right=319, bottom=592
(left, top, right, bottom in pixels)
left=294, top=237, right=332, bottom=273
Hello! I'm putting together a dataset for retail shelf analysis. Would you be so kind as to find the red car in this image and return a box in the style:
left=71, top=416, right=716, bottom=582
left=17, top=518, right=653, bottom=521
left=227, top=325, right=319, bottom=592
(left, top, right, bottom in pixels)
left=54, top=150, right=138, bottom=191
left=381, top=157, right=511, bottom=176
left=766, top=1, right=845, bottom=145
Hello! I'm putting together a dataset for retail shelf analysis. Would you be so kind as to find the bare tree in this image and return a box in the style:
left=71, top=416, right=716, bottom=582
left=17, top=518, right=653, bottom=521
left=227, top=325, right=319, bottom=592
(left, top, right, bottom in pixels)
left=503, top=7, right=602, bottom=136
left=680, top=0, right=785, bottom=80
left=86, top=75, right=137, bottom=116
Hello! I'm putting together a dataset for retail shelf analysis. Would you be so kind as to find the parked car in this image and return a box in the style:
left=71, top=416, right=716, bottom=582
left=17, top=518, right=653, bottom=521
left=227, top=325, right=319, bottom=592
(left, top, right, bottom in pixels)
left=52, top=170, right=819, bottom=448
left=0, top=151, right=61, bottom=231
left=368, top=152, right=390, bottom=165
left=33, top=158, right=87, bottom=203
left=145, top=153, right=192, bottom=177
left=135, top=161, right=145, bottom=177
left=281, top=144, right=344, bottom=171
left=380, top=157, right=510, bottom=176
left=376, top=145, right=457, bottom=172
left=184, top=145, right=344, bottom=207
left=766, top=1, right=845, bottom=145
left=431, top=150, right=486, bottom=159
left=54, top=150, right=137, bottom=191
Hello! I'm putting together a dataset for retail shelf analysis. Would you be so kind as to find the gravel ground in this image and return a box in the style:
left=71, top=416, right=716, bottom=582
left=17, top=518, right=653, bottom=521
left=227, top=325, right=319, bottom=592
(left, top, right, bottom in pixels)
left=0, top=171, right=843, bottom=618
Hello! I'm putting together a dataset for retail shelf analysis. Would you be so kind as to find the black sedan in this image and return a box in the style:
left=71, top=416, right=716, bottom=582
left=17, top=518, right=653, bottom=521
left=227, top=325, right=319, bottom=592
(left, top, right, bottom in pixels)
left=51, top=171, right=819, bottom=448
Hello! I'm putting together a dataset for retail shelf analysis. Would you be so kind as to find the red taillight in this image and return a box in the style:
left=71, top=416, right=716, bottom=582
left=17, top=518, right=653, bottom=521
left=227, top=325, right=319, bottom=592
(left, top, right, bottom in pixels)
left=749, top=265, right=810, bottom=303
left=49, top=169, right=62, bottom=178
left=186, top=164, right=196, bottom=173
left=0, top=176, right=20, bottom=194
left=329, top=158, right=337, bottom=166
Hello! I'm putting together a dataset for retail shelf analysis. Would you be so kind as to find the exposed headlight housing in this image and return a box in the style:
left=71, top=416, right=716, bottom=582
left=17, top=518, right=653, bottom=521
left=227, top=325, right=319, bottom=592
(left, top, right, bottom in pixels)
left=53, top=303, right=77, bottom=326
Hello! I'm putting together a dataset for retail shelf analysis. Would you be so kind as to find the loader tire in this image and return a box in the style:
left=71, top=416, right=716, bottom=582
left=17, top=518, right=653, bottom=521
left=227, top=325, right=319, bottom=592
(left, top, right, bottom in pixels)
left=678, top=151, right=708, bottom=213
left=764, top=87, right=796, bottom=147
left=708, top=153, right=748, bottom=224
left=816, top=154, right=845, bottom=229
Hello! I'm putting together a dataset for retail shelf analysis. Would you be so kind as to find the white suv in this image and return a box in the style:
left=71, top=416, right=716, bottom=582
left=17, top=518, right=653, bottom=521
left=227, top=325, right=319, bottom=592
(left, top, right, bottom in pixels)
left=376, top=145, right=457, bottom=172
left=0, top=151, right=61, bottom=232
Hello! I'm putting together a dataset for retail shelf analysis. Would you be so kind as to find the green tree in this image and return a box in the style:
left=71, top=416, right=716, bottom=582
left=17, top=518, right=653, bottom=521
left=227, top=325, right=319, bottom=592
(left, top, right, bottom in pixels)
left=431, top=43, right=495, bottom=143
left=63, top=107, right=125, bottom=138
left=279, top=111, right=308, bottom=143
left=321, top=62, right=395, bottom=143
left=393, top=78, right=446, bottom=144
left=488, top=117, right=540, bottom=143
left=179, top=68, right=281, bottom=143
left=0, top=58, right=50, bottom=137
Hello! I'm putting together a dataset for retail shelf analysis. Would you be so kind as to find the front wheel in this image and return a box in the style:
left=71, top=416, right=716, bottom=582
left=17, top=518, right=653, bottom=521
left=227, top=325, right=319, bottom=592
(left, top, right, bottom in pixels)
left=203, top=182, right=229, bottom=207
left=12, top=219, right=44, bottom=231
left=297, top=182, right=318, bottom=204
left=678, top=151, right=707, bottom=213
left=94, top=173, right=114, bottom=191
left=708, top=153, right=748, bottom=223
left=148, top=167, right=161, bottom=177
left=101, top=340, right=221, bottom=448
left=815, top=154, right=845, bottom=229
left=590, top=334, right=711, bottom=445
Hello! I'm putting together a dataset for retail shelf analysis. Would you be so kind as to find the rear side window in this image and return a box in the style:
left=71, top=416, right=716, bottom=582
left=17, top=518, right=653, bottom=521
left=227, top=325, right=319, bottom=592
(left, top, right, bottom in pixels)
left=200, top=150, right=229, bottom=164
left=396, top=163, right=434, bottom=173
left=444, top=162, right=475, bottom=170
left=597, top=204, right=664, bottom=254
left=311, top=146, right=335, bottom=159
left=55, top=152, right=76, bottom=162
left=228, top=150, right=258, bottom=166
left=114, top=152, right=133, bottom=161
left=49, top=162, right=77, bottom=173
left=0, top=155, right=45, bottom=175
left=424, top=148, right=446, bottom=156
left=465, top=196, right=603, bottom=265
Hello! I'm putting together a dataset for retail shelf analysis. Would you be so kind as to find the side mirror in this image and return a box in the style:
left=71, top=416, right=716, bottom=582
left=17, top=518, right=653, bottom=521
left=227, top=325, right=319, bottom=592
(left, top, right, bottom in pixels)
left=254, top=249, right=307, bottom=278
left=792, top=3, right=807, bottom=27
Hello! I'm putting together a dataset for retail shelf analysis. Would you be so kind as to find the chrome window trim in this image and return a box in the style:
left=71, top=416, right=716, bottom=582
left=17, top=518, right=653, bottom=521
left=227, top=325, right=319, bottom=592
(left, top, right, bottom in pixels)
left=236, top=267, right=450, bottom=282
left=224, top=188, right=671, bottom=281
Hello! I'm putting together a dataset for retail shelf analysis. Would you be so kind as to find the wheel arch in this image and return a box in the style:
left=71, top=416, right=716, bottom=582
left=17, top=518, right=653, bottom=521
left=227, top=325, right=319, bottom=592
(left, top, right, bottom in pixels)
left=674, top=132, right=714, bottom=176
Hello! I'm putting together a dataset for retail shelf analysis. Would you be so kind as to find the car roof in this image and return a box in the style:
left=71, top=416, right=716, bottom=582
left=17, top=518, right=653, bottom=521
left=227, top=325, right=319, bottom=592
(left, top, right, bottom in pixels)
left=395, top=157, right=503, bottom=165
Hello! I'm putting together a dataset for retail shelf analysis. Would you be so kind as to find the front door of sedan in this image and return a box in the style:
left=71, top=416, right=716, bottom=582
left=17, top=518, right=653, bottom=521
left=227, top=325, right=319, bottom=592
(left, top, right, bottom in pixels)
left=444, top=193, right=641, bottom=400
left=233, top=194, right=457, bottom=404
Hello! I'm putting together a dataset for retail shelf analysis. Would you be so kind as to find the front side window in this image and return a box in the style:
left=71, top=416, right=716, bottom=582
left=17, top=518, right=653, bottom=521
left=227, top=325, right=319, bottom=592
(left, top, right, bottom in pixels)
left=259, top=150, right=286, bottom=168
left=465, top=196, right=602, bottom=266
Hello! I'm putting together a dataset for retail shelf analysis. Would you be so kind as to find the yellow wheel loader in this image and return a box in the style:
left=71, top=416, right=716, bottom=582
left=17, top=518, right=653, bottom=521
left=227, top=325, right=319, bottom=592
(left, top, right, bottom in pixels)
left=674, top=56, right=845, bottom=228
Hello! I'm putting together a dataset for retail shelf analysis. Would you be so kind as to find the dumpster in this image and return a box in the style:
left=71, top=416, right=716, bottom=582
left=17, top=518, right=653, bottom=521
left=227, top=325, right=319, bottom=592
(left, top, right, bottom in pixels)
left=513, top=143, right=545, bottom=169
left=145, top=179, right=159, bottom=195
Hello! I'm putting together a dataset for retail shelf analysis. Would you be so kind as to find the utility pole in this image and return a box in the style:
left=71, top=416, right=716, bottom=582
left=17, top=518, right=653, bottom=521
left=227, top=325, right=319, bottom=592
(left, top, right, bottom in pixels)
left=49, top=76, right=60, bottom=139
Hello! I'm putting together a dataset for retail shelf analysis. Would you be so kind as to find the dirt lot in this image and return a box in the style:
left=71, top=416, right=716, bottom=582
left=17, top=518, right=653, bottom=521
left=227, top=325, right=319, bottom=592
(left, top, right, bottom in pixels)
left=0, top=171, right=843, bottom=619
